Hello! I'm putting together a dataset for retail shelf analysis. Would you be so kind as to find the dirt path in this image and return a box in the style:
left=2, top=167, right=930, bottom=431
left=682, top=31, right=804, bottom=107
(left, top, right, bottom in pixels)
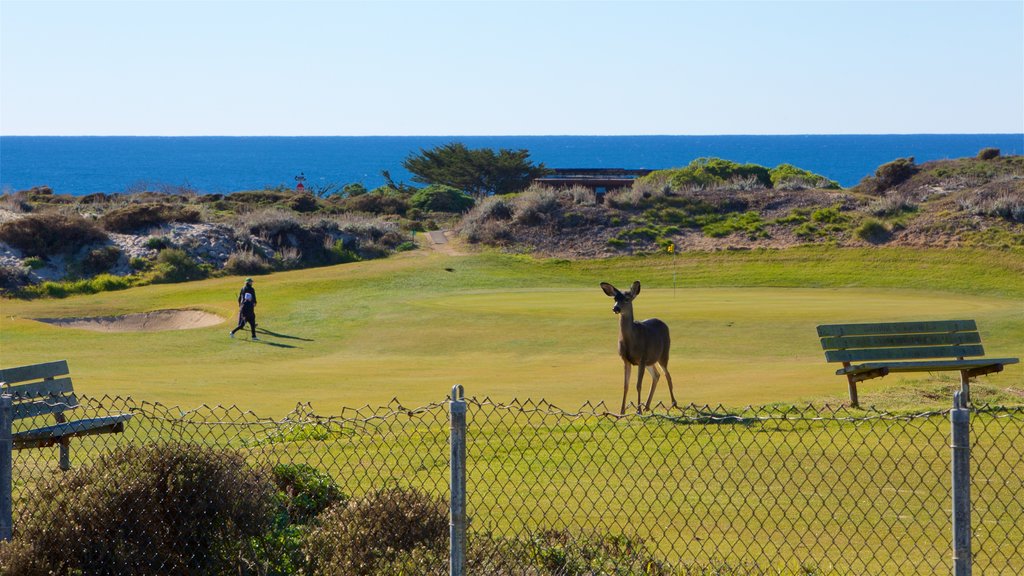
left=423, top=229, right=466, bottom=256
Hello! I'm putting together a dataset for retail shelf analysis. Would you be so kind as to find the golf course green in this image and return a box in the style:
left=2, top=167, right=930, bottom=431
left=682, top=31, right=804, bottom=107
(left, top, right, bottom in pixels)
left=1, top=245, right=1021, bottom=416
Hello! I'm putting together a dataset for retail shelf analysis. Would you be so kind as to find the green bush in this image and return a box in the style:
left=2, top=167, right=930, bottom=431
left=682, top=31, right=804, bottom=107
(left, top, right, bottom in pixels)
left=18, top=274, right=134, bottom=299
left=144, top=236, right=170, bottom=250
left=638, top=158, right=773, bottom=192
left=810, top=206, right=848, bottom=224
left=151, top=248, right=208, bottom=283
left=410, top=184, right=475, bottom=213
left=23, top=256, right=46, bottom=270
left=770, top=164, right=840, bottom=189
left=303, top=487, right=448, bottom=576
left=855, top=219, right=892, bottom=243
left=0, top=211, right=108, bottom=257
left=977, top=147, right=1001, bottom=160
left=702, top=211, right=767, bottom=239
left=271, top=463, right=347, bottom=524
left=0, top=444, right=275, bottom=576
left=99, top=203, right=201, bottom=233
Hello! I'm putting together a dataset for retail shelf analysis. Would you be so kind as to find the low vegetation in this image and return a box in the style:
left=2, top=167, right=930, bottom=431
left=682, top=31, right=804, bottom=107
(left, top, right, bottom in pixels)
left=2, top=150, right=1021, bottom=297
left=0, top=444, right=672, bottom=576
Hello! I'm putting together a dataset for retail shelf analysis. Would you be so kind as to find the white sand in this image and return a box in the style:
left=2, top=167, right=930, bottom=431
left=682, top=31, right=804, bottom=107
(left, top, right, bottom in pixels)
left=35, top=309, right=225, bottom=332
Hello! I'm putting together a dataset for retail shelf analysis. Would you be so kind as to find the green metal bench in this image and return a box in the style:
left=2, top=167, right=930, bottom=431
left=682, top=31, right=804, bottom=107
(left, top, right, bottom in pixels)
left=817, top=320, right=1019, bottom=407
left=1, top=360, right=132, bottom=540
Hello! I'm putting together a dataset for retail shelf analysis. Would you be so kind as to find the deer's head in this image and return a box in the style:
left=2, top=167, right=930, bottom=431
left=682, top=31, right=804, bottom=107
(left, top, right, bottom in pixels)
left=600, top=281, right=641, bottom=315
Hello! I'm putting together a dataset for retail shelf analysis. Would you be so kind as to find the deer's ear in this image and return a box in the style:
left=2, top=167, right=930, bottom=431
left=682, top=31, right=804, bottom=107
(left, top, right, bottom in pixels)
left=600, top=282, right=618, bottom=297
left=631, top=281, right=641, bottom=297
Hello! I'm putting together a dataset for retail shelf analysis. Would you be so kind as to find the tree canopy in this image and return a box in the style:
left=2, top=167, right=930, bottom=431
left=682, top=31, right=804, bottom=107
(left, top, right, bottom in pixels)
left=402, top=142, right=550, bottom=196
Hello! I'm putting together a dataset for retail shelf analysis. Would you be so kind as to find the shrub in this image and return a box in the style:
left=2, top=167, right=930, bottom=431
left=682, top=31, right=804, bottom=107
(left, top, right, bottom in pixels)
left=0, top=265, right=33, bottom=294
left=811, top=206, right=849, bottom=224
left=144, top=236, right=171, bottom=250
left=0, top=444, right=275, bottom=575
left=271, top=463, right=347, bottom=524
left=151, top=248, right=208, bottom=283
left=0, top=211, right=108, bottom=257
left=285, top=192, right=320, bottom=213
left=868, top=192, right=918, bottom=217
left=410, top=184, right=475, bottom=213
left=224, top=250, right=273, bottom=275
left=770, top=164, right=840, bottom=190
left=978, top=147, right=1001, bottom=160
left=702, top=211, right=767, bottom=239
left=860, top=157, right=919, bottom=194
left=637, top=158, right=773, bottom=192
left=23, top=256, right=46, bottom=269
left=855, top=219, right=892, bottom=243
left=512, top=187, right=561, bottom=225
left=99, top=202, right=201, bottom=233
left=79, top=245, right=122, bottom=276
left=304, top=487, right=448, bottom=575
left=340, top=187, right=411, bottom=215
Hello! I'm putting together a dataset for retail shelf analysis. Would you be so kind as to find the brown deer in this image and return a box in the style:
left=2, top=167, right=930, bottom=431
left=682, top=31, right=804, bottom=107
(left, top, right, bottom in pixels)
left=600, top=281, right=677, bottom=414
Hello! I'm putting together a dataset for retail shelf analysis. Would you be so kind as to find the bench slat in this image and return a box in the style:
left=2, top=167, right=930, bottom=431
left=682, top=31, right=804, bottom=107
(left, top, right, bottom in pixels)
left=837, top=358, right=1019, bottom=376
left=0, top=360, right=69, bottom=385
left=3, top=377, right=74, bottom=401
left=817, top=320, right=977, bottom=338
left=12, top=414, right=133, bottom=450
left=825, top=345, right=986, bottom=363
left=820, top=332, right=982, bottom=351
left=12, top=394, right=78, bottom=420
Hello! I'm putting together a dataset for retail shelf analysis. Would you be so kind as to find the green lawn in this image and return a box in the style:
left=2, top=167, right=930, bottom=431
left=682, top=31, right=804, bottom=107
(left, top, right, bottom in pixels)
left=1, top=246, right=1022, bottom=416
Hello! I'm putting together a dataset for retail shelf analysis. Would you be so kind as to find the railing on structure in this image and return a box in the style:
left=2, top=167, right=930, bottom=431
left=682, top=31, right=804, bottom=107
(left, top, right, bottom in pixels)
left=0, top=392, right=1021, bottom=575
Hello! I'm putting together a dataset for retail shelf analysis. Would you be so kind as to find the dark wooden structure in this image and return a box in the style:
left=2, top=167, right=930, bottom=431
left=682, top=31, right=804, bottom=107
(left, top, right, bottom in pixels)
left=534, top=168, right=653, bottom=196
left=817, top=320, right=1018, bottom=408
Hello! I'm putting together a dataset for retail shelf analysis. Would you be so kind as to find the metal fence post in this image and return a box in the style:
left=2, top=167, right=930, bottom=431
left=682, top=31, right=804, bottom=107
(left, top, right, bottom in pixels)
left=449, top=385, right=467, bottom=576
left=951, top=390, right=971, bottom=576
left=1, top=393, right=13, bottom=541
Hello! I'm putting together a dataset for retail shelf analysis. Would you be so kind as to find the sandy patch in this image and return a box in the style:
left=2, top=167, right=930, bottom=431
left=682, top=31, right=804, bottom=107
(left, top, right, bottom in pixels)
left=35, top=309, right=225, bottom=332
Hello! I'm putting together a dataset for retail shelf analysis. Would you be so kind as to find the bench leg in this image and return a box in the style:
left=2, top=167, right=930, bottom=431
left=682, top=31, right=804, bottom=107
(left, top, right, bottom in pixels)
left=959, top=370, right=970, bottom=407
left=55, top=413, right=69, bottom=471
left=847, top=375, right=859, bottom=408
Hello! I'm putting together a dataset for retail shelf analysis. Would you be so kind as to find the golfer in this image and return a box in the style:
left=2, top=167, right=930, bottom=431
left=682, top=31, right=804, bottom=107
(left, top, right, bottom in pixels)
left=230, top=291, right=258, bottom=340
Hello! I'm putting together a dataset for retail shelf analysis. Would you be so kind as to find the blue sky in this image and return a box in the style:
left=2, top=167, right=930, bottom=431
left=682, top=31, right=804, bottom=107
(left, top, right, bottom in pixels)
left=1, top=0, right=1022, bottom=136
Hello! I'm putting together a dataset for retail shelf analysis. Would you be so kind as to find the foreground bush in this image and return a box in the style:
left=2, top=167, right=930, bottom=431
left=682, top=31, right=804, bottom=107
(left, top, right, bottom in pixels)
left=304, top=487, right=448, bottom=575
left=0, top=444, right=276, bottom=575
left=0, top=211, right=108, bottom=257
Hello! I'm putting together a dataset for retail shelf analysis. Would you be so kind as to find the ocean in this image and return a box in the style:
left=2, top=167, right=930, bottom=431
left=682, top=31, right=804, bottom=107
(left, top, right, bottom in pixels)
left=1, top=134, right=1022, bottom=196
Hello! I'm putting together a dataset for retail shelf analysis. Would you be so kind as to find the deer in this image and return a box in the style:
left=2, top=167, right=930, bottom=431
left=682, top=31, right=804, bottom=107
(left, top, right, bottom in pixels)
left=600, top=281, right=677, bottom=414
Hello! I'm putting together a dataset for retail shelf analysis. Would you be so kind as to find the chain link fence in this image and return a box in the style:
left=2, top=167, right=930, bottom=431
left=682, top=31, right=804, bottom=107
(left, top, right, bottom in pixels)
left=1, top=393, right=1022, bottom=575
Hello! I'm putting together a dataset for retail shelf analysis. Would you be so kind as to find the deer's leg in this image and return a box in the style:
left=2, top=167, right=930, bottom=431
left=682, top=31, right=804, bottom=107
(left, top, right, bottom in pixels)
left=635, top=363, right=646, bottom=414
left=621, top=362, right=632, bottom=414
left=661, top=361, right=677, bottom=407
left=644, top=366, right=660, bottom=410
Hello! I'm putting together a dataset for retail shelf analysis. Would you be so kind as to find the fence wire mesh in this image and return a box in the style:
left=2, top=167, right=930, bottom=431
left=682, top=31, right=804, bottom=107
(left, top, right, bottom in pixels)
left=1, top=395, right=1022, bottom=575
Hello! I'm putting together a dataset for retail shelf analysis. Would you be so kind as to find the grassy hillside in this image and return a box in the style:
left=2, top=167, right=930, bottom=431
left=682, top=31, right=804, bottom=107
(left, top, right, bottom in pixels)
left=1, top=246, right=1021, bottom=416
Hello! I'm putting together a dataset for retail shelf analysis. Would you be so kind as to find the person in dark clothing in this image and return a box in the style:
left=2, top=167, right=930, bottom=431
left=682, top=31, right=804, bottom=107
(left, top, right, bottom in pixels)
left=238, top=278, right=257, bottom=308
left=230, top=291, right=258, bottom=339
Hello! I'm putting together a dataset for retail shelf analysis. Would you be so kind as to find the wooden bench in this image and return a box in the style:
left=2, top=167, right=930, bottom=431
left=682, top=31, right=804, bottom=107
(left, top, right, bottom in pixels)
left=817, top=320, right=1019, bottom=407
left=0, top=360, right=133, bottom=540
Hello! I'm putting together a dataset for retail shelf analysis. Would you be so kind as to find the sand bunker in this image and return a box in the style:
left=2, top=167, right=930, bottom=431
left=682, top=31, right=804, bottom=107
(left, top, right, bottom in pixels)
left=35, top=309, right=225, bottom=333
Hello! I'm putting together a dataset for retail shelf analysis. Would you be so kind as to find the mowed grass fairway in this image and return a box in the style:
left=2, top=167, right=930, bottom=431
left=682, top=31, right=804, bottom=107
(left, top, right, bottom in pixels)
left=1, top=246, right=1022, bottom=416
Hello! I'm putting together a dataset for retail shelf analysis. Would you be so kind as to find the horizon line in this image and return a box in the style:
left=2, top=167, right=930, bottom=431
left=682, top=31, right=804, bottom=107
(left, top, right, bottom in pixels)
left=3, top=132, right=1023, bottom=138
